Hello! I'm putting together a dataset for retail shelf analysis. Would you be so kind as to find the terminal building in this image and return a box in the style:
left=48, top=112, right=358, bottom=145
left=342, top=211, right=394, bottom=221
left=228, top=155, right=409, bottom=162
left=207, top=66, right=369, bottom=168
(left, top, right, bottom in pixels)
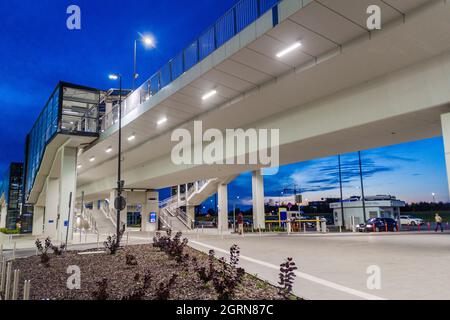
left=331, top=196, right=406, bottom=229
left=0, top=163, right=24, bottom=230
left=8, top=0, right=450, bottom=239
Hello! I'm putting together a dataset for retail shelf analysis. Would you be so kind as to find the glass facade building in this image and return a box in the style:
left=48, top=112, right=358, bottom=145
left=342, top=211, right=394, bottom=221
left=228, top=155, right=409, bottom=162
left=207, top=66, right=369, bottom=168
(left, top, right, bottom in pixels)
left=24, top=82, right=100, bottom=203
left=0, top=163, right=24, bottom=230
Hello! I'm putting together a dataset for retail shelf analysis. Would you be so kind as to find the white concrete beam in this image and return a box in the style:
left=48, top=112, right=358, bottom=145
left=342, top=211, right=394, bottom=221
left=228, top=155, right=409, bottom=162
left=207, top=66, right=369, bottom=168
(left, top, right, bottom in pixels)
left=217, top=184, right=228, bottom=232
left=252, top=170, right=265, bottom=229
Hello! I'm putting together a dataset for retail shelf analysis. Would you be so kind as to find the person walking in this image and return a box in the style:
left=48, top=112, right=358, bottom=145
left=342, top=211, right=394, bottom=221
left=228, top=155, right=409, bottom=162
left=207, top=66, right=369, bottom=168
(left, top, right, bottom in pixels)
left=435, top=213, right=444, bottom=233
left=237, top=212, right=244, bottom=235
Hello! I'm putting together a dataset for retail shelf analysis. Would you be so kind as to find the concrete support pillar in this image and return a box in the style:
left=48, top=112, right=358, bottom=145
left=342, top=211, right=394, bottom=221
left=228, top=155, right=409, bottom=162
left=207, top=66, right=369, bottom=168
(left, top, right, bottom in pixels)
left=252, top=170, right=266, bottom=229
left=0, top=201, right=7, bottom=229
left=57, top=146, right=77, bottom=241
left=32, top=206, right=45, bottom=236
left=217, top=184, right=228, bottom=232
left=186, top=206, right=195, bottom=228
left=44, top=178, right=59, bottom=238
left=142, top=191, right=159, bottom=232
left=177, top=185, right=181, bottom=206
left=442, top=113, right=450, bottom=198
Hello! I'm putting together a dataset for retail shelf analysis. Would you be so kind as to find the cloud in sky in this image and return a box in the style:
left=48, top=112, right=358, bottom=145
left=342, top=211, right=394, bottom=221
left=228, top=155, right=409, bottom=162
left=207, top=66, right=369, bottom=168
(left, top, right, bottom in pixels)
left=221, top=137, right=450, bottom=210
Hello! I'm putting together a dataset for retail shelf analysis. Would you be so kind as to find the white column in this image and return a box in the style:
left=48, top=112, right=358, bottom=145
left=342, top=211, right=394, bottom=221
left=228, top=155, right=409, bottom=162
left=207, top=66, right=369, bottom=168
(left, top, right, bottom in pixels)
left=186, top=206, right=195, bottom=228
left=142, top=191, right=159, bottom=232
left=57, top=146, right=77, bottom=241
left=0, top=201, right=7, bottom=229
left=32, top=206, right=44, bottom=236
left=44, top=178, right=59, bottom=238
left=252, top=170, right=266, bottom=229
left=217, top=184, right=228, bottom=232
left=177, top=185, right=181, bottom=206
left=442, top=113, right=450, bottom=198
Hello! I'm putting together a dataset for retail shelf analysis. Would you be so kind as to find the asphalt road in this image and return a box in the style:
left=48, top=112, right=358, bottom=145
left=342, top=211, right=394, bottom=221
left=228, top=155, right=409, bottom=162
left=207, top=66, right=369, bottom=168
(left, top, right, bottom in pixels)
left=187, top=231, right=450, bottom=300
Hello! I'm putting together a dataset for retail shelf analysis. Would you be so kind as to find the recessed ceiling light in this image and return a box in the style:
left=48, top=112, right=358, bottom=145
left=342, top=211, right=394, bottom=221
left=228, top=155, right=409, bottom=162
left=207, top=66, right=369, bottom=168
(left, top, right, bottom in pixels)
left=106, top=147, right=113, bottom=153
left=157, top=117, right=168, bottom=125
left=77, top=165, right=82, bottom=169
left=202, top=90, right=217, bottom=100
left=276, top=42, right=302, bottom=58
left=89, top=157, right=95, bottom=162
left=128, top=134, right=136, bottom=141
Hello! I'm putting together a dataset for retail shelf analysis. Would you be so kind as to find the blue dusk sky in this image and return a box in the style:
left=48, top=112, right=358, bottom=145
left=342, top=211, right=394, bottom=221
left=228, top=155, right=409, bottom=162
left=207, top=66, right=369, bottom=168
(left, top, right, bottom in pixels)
left=0, top=1, right=448, bottom=205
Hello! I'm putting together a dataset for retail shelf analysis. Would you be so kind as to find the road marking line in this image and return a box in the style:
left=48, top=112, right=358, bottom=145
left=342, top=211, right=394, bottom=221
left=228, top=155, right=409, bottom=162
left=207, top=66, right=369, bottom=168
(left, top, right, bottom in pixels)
left=191, top=240, right=385, bottom=301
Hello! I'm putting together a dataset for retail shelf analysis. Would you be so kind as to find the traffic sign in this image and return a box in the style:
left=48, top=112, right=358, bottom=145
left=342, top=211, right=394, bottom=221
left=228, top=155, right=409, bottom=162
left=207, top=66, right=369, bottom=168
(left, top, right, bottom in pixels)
left=114, top=196, right=127, bottom=211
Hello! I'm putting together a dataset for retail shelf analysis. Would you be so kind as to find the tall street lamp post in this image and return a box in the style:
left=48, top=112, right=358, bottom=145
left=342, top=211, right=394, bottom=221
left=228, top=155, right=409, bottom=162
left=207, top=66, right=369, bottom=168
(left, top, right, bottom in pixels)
left=233, top=196, right=240, bottom=232
left=133, top=35, right=155, bottom=91
left=109, top=73, right=124, bottom=243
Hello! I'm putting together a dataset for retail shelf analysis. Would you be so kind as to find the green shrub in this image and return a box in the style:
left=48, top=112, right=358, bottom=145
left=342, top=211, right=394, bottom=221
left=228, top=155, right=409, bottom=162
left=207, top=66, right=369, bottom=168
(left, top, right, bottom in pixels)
left=0, top=228, right=20, bottom=235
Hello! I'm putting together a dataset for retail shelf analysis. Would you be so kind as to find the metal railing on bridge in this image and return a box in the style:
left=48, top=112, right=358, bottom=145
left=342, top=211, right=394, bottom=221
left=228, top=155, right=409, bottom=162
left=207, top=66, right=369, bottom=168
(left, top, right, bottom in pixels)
left=100, top=0, right=281, bottom=133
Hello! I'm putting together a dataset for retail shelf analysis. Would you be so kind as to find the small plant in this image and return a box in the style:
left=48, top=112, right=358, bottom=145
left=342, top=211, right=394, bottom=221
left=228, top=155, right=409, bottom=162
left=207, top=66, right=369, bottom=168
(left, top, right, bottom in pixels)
left=51, top=243, right=66, bottom=256
left=153, top=230, right=189, bottom=263
left=104, top=224, right=126, bottom=255
left=92, top=278, right=109, bottom=300
left=153, top=229, right=171, bottom=252
left=193, top=250, right=216, bottom=284
left=278, top=257, right=297, bottom=299
left=126, top=253, right=138, bottom=266
left=35, top=237, right=53, bottom=266
left=122, top=272, right=152, bottom=300
left=212, top=246, right=245, bottom=300
left=155, top=274, right=178, bottom=300
left=229, top=244, right=240, bottom=267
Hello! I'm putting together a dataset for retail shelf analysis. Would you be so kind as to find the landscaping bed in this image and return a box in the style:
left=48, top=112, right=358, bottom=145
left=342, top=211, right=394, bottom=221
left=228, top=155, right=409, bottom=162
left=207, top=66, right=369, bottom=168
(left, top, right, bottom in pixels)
left=9, top=239, right=294, bottom=300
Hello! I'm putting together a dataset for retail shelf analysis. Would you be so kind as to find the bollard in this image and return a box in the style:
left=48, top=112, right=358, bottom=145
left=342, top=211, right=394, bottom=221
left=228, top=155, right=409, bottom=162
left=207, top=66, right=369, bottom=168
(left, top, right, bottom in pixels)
left=23, top=280, right=31, bottom=300
left=13, top=242, right=16, bottom=260
left=385, top=223, right=388, bottom=232
left=418, top=223, right=421, bottom=232
left=428, top=222, right=431, bottom=231
left=0, top=243, right=3, bottom=259
left=12, top=269, right=19, bottom=300
left=321, top=221, right=327, bottom=234
left=339, top=225, right=342, bottom=233
left=97, top=233, right=100, bottom=251
left=259, top=228, right=262, bottom=238
left=4, top=262, right=12, bottom=300
left=126, top=232, right=129, bottom=247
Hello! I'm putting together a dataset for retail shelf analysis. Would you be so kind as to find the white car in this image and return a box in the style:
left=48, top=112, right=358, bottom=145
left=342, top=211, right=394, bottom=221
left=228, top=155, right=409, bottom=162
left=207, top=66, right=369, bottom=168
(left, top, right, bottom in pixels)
left=400, top=215, right=424, bottom=226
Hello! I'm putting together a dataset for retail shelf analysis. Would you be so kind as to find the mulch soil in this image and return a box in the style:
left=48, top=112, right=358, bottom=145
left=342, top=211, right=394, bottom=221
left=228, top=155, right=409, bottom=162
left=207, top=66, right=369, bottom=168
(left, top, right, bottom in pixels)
left=8, top=244, right=286, bottom=300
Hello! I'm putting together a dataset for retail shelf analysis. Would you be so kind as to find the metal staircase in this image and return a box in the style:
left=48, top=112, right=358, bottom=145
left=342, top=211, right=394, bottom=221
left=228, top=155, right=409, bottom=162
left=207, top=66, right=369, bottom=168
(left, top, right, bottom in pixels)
left=159, top=175, right=238, bottom=231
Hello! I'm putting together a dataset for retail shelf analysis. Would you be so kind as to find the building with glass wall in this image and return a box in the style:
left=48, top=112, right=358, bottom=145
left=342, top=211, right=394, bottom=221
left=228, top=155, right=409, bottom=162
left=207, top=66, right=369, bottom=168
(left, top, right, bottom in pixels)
left=23, top=82, right=100, bottom=239
left=24, top=82, right=100, bottom=204
left=0, top=163, right=24, bottom=230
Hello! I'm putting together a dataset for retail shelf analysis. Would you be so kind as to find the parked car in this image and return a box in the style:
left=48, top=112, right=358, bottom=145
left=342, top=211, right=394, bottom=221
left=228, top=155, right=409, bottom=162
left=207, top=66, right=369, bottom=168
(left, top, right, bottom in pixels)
left=357, top=218, right=398, bottom=232
left=400, top=215, right=424, bottom=226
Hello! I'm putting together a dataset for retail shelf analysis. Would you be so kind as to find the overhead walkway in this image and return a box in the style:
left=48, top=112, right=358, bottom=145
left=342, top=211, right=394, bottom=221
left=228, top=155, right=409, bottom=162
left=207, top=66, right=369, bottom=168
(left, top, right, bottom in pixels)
left=76, top=0, right=449, bottom=198
left=23, top=0, right=450, bottom=236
